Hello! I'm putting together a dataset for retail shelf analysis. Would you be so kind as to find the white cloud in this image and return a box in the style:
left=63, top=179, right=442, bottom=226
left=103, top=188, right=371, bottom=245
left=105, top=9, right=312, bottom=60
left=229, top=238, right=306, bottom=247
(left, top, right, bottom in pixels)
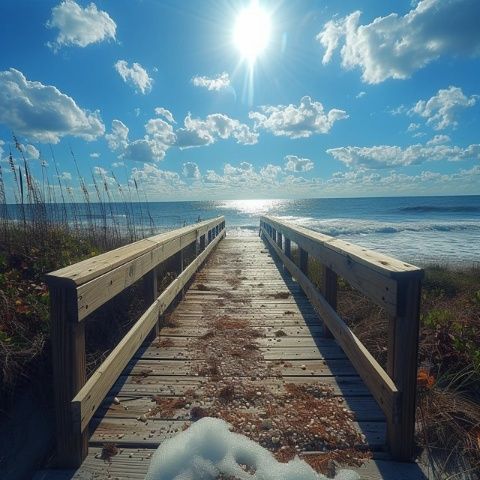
left=409, top=86, right=478, bottom=130
left=25, top=144, right=40, bottom=160
left=284, top=155, right=314, bottom=172
left=176, top=113, right=258, bottom=148
left=145, top=118, right=176, bottom=145
left=407, top=123, right=420, bottom=132
left=356, top=91, right=366, bottom=99
left=58, top=171, right=72, bottom=181
left=249, top=96, right=348, bottom=138
left=327, top=143, right=480, bottom=169
left=154, top=107, right=175, bottom=123
left=191, top=73, right=230, bottom=91
left=112, top=161, right=124, bottom=168
left=90, top=152, right=100, bottom=158
left=122, top=138, right=168, bottom=163
left=109, top=112, right=256, bottom=162
left=46, top=0, right=116, bottom=51
left=317, top=0, right=480, bottom=83
left=106, top=118, right=174, bottom=163
left=115, top=60, right=153, bottom=94
left=106, top=119, right=129, bottom=151
left=427, top=134, right=451, bottom=146
left=131, top=163, right=183, bottom=193
left=182, top=162, right=200, bottom=179
left=0, top=68, right=105, bottom=143
left=260, top=164, right=282, bottom=179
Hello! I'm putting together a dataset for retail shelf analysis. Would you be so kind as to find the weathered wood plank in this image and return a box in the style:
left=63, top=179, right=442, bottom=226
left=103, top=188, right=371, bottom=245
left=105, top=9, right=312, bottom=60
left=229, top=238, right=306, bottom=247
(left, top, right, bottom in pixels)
left=47, top=217, right=224, bottom=287
left=89, top=417, right=386, bottom=449
left=72, top=231, right=225, bottom=433
left=262, top=231, right=400, bottom=421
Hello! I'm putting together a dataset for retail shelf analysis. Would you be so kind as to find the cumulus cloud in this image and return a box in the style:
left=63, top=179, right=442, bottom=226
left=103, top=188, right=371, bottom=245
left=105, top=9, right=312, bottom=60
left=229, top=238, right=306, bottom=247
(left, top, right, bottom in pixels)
left=409, top=86, right=478, bottom=130
left=145, top=118, right=176, bottom=145
left=107, top=112, right=257, bottom=162
left=0, top=68, right=105, bottom=143
left=356, top=91, right=366, bottom=99
left=284, top=155, right=314, bottom=172
left=317, top=0, right=480, bottom=83
left=46, top=0, right=116, bottom=51
left=106, top=118, right=174, bottom=163
left=154, top=107, right=175, bottom=123
left=249, top=96, right=348, bottom=138
left=89, top=152, right=100, bottom=158
left=327, top=143, right=480, bottom=169
left=182, top=162, right=200, bottom=179
left=58, top=171, right=72, bottom=181
left=327, top=166, right=480, bottom=196
left=25, top=144, right=40, bottom=160
left=176, top=113, right=258, bottom=148
left=115, top=60, right=153, bottom=94
left=191, top=72, right=230, bottom=91
left=131, top=163, right=183, bottom=192
left=427, top=134, right=451, bottom=146
left=106, top=119, right=129, bottom=151
left=407, top=123, right=420, bottom=133
left=122, top=139, right=168, bottom=163
left=260, top=164, right=282, bottom=179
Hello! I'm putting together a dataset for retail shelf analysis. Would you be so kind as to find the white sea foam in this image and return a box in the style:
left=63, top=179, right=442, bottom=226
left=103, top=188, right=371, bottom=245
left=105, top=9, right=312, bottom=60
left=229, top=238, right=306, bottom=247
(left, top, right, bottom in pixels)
left=145, top=417, right=359, bottom=480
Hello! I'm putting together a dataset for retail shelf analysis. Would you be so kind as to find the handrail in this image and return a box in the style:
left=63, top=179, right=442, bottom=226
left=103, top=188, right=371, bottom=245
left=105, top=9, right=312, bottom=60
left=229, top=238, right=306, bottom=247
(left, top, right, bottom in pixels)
left=46, top=217, right=225, bottom=467
left=260, top=215, right=423, bottom=461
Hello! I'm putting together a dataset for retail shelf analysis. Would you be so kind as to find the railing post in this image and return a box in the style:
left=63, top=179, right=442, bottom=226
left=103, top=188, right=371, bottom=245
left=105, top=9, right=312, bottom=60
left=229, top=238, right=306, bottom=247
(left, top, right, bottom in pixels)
left=144, top=267, right=159, bottom=339
left=50, top=284, right=87, bottom=468
left=284, top=238, right=291, bottom=258
left=321, top=267, right=337, bottom=338
left=387, top=276, right=422, bottom=461
left=195, top=232, right=200, bottom=257
left=299, top=248, right=308, bottom=275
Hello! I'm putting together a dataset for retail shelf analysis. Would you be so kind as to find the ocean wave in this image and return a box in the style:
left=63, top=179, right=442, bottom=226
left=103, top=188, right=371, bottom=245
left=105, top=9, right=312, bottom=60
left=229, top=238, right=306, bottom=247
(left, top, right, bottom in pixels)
left=399, top=205, right=480, bottom=213
left=262, top=217, right=480, bottom=237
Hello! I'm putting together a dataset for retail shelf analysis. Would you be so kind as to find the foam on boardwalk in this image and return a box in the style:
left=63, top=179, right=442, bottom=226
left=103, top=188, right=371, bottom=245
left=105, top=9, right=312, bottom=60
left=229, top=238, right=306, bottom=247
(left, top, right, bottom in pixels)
left=145, top=417, right=359, bottom=480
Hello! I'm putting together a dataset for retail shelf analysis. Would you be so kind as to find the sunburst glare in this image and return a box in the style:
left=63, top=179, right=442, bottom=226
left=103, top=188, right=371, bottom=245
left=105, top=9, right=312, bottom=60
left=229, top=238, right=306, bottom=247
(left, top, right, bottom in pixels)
left=233, top=1, right=272, bottom=64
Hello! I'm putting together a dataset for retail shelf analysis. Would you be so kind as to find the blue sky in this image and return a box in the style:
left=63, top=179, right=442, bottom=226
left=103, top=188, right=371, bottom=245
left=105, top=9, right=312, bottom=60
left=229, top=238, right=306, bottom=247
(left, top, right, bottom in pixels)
left=0, top=0, right=479, bottom=201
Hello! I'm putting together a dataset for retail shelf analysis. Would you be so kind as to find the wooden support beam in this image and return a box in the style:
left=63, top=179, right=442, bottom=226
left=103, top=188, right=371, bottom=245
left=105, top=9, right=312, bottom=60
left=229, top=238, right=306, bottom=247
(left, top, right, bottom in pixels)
left=144, top=267, right=159, bottom=340
left=284, top=238, right=291, bottom=259
left=387, top=277, right=422, bottom=461
left=50, top=285, right=87, bottom=468
left=322, top=267, right=337, bottom=338
left=299, top=248, right=308, bottom=275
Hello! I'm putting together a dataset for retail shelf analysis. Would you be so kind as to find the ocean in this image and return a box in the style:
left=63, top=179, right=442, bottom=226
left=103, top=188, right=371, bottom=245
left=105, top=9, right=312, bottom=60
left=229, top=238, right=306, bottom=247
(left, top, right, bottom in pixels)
left=147, top=195, right=480, bottom=267
left=6, top=195, right=480, bottom=267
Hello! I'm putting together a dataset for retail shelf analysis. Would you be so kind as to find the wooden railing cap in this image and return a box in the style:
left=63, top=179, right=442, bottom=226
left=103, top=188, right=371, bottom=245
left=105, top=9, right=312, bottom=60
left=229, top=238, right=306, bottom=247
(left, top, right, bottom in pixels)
left=261, top=215, right=424, bottom=279
left=46, top=216, right=224, bottom=287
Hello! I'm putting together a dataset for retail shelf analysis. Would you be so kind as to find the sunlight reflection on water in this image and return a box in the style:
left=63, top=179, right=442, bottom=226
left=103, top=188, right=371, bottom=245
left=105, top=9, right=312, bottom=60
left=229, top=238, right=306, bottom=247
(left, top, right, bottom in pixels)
left=217, top=199, right=288, bottom=216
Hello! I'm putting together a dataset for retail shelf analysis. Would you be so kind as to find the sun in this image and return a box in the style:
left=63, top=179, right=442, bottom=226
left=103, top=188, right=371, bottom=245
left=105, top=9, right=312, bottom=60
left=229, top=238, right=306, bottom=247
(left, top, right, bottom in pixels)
left=233, top=1, right=271, bottom=63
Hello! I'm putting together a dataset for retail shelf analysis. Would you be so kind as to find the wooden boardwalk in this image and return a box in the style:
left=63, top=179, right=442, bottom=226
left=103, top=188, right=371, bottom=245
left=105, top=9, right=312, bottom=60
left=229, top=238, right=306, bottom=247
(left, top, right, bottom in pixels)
left=36, top=235, right=427, bottom=479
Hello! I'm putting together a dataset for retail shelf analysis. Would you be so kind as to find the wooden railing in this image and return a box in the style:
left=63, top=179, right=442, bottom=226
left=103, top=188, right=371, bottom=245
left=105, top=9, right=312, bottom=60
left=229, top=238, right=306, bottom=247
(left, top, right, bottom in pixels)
left=46, top=217, right=225, bottom=467
left=260, top=215, right=423, bottom=461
